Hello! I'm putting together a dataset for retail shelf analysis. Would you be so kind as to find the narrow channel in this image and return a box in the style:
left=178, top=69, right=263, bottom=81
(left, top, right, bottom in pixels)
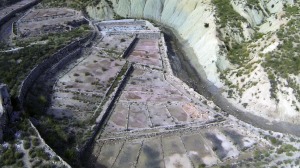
left=163, top=30, right=300, bottom=137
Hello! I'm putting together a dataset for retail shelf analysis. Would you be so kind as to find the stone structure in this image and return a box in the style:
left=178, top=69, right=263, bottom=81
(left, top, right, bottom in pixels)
left=18, top=32, right=94, bottom=105
left=0, top=84, right=12, bottom=142
left=97, top=19, right=146, bottom=27
left=79, top=63, right=134, bottom=159
left=106, top=30, right=161, bottom=39
left=17, top=8, right=87, bottom=38
left=0, top=0, right=40, bottom=26
left=121, top=37, right=138, bottom=58
left=97, top=19, right=160, bottom=39
left=137, top=31, right=161, bottom=39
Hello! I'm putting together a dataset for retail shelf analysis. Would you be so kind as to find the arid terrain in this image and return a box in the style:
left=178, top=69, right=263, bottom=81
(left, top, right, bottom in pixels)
left=0, top=0, right=300, bottom=168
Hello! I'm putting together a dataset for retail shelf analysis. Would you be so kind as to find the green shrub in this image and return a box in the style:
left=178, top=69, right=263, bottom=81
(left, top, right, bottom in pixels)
left=29, top=148, right=37, bottom=158
left=32, top=138, right=40, bottom=147
left=36, top=148, right=50, bottom=160
left=0, top=146, right=23, bottom=166
left=0, top=25, right=91, bottom=97
left=64, top=148, right=77, bottom=162
left=16, top=160, right=24, bottom=167
left=212, top=0, right=246, bottom=28
left=23, top=140, right=31, bottom=149
left=284, top=5, right=299, bottom=17
left=15, top=152, right=24, bottom=159
left=277, top=144, right=298, bottom=154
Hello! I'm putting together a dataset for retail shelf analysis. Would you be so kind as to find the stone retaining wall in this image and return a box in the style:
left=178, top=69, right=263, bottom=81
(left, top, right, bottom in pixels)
left=97, top=20, right=146, bottom=26
left=121, top=37, right=138, bottom=58
left=137, top=32, right=161, bottom=39
left=107, top=31, right=160, bottom=39
left=0, top=0, right=40, bottom=26
left=79, top=63, right=133, bottom=160
left=45, top=48, right=82, bottom=77
left=18, top=32, right=93, bottom=105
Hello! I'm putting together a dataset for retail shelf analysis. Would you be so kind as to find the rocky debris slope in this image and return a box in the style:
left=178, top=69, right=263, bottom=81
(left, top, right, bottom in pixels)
left=86, top=0, right=300, bottom=124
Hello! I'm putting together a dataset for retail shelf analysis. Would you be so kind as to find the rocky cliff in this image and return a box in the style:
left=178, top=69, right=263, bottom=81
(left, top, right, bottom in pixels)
left=86, top=0, right=300, bottom=124
left=0, top=84, right=12, bottom=142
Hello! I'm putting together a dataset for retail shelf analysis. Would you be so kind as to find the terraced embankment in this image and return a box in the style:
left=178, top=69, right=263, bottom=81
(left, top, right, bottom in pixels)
left=18, top=17, right=300, bottom=167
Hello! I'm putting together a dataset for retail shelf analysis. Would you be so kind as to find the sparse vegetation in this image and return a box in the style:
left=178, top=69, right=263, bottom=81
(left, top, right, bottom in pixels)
left=0, top=146, right=23, bottom=166
left=276, top=144, right=298, bottom=155
left=262, top=18, right=300, bottom=100
left=227, top=43, right=251, bottom=65
left=284, top=5, right=300, bottom=17
left=212, top=0, right=246, bottom=28
left=0, top=25, right=91, bottom=97
left=264, top=135, right=283, bottom=146
left=0, top=119, right=62, bottom=167
left=41, top=0, right=100, bottom=10
left=23, top=140, right=31, bottom=149
left=1, top=1, right=300, bottom=167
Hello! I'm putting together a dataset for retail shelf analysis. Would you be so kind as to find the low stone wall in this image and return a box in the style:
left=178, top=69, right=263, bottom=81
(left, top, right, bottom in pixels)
left=44, top=48, right=82, bottom=79
left=121, top=37, right=138, bottom=58
left=18, top=32, right=93, bottom=105
left=0, top=0, right=41, bottom=26
left=79, top=63, right=134, bottom=161
left=98, top=20, right=146, bottom=26
left=108, top=31, right=161, bottom=39
left=137, top=32, right=161, bottom=39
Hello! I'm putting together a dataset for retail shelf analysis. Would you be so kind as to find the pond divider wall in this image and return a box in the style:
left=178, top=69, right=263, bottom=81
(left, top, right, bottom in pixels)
left=107, top=31, right=161, bottom=39
left=121, top=37, right=138, bottom=58
left=97, top=20, right=146, bottom=26
left=79, top=63, right=134, bottom=162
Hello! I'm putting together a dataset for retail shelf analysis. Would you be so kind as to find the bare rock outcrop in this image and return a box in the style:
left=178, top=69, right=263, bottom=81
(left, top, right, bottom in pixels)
left=0, top=84, right=12, bottom=142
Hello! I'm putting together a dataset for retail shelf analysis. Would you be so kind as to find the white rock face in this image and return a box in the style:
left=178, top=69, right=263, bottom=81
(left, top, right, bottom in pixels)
left=86, top=1, right=114, bottom=21
left=130, top=0, right=146, bottom=18
left=231, top=0, right=264, bottom=26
